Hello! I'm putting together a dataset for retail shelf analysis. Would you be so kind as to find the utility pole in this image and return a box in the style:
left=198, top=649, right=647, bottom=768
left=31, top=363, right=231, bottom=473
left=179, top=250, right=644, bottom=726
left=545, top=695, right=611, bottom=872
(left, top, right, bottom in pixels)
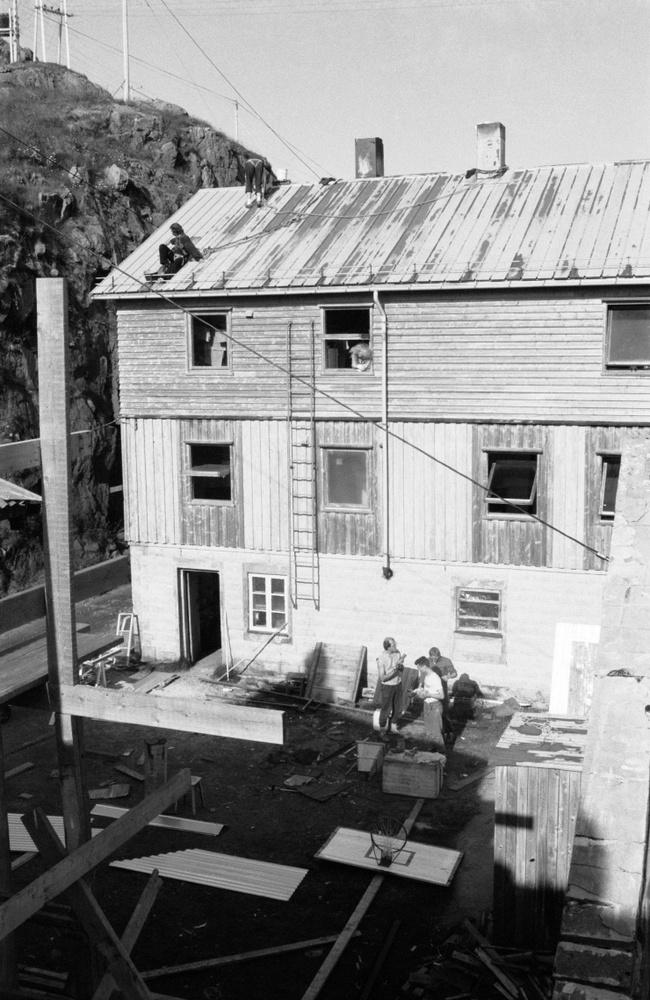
left=122, top=0, right=130, bottom=103
left=235, top=100, right=239, bottom=142
left=33, top=0, right=47, bottom=62
left=0, top=0, right=19, bottom=63
left=41, top=1, right=72, bottom=68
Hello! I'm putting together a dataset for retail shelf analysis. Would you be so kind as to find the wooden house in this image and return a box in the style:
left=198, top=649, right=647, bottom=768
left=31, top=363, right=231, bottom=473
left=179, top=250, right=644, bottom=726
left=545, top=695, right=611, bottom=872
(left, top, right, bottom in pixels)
left=93, top=124, right=650, bottom=700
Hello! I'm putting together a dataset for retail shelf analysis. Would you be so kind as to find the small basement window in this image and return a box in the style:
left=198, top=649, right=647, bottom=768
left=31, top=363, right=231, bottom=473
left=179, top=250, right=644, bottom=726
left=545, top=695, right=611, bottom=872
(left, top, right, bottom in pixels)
left=323, top=448, right=370, bottom=509
left=456, top=588, right=501, bottom=634
left=248, top=574, right=288, bottom=634
left=599, top=454, right=620, bottom=522
left=189, top=443, right=232, bottom=502
left=486, top=451, right=538, bottom=517
left=606, top=305, right=650, bottom=369
left=322, top=307, right=371, bottom=370
left=190, top=313, right=229, bottom=369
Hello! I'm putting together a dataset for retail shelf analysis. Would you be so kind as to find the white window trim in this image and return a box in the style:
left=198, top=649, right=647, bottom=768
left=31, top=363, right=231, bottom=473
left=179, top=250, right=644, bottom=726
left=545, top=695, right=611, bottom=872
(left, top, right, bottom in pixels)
left=321, top=445, right=372, bottom=512
left=186, top=310, right=233, bottom=374
left=321, top=304, right=373, bottom=373
left=598, top=452, right=621, bottom=522
left=187, top=440, right=234, bottom=506
left=247, top=573, right=289, bottom=635
left=603, top=301, right=650, bottom=373
left=483, top=449, right=540, bottom=519
left=455, top=587, right=502, bottom=636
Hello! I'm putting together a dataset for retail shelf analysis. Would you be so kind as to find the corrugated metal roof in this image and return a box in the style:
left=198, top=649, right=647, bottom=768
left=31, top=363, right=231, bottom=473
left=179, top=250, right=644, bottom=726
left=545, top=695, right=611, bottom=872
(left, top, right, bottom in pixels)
left=93, top=161, right=650, bottom=298
left=0, top=477, right=42, bottom=508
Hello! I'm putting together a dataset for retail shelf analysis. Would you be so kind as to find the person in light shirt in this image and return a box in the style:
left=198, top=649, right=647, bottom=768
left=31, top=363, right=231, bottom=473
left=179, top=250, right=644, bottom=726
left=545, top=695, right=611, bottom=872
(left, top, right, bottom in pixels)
left=375, top=636, right=405, bottom=735
left=413, top=659, right=445, bottom=750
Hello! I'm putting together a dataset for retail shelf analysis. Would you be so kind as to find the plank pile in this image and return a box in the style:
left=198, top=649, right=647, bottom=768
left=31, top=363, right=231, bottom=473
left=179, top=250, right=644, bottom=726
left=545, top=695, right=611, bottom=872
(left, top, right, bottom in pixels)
left=399, top=920, right=553, bottom=999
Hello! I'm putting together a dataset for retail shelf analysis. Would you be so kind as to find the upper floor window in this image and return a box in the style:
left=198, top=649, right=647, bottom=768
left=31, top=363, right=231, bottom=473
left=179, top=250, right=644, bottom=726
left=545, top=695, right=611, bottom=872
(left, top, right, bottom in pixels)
left=189, top=313, right=230, bottom=369
left=189, top=443, right=232, bottom=502
left=599, top=454, right=620, bottom=522
left=323, top=447, right=370, bottom=510
left=322, top=307, right=372, bottom=371
left=606, top=305, right=650, bottom=370
left=456, top=588, right=502, bottom=634
left=486, top=451, right=538, bottom=517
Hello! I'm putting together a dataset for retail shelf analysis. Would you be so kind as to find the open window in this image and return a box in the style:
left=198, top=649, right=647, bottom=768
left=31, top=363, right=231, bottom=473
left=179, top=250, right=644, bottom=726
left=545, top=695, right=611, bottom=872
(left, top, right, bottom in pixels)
left=248, top=574, right=288, bottom=634
left=323, top=448, right=370, bottom=510
left=188, top=443, right=232, bottom=502
left=189, top=313, right=230, bottom=369
left=456, top=588, right=501, bottom=634
left=322, top=307, right=372, bottom=371
left=605, top=305, right=650, bottom=370
left=599, top=454, right=620, bottom=522
left=486, top=451, right=538, bottom=517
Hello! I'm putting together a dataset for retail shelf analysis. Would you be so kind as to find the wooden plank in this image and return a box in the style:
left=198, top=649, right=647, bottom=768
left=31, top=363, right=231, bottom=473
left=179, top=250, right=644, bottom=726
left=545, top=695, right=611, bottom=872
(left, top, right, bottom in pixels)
left=0, top=726, right=16, bottom=989
left=300, top=799, right=424, bottom=1000
left=90, top=805, right=223, bottom=837
left=93, top=871, right=162, bottom=1000
left=23, top=810, right=152, bottom=1000
left=59, top=686, right=285, bottom=745
left=141, top=934, right=360, bottom=980
left=111, top=848, right=308, bottom=902
left=315, top=827, right=462, bottom=886
left=0, top=430, right=93, bottom=475
left=3, top=763, right=34, bottom=781
left=0, top=769, right=191, bottom=941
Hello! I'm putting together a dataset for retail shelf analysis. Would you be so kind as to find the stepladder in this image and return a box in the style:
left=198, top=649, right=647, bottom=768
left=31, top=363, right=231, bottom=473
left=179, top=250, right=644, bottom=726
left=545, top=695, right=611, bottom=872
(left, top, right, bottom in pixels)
left=116, top=612, right=141, bottom=662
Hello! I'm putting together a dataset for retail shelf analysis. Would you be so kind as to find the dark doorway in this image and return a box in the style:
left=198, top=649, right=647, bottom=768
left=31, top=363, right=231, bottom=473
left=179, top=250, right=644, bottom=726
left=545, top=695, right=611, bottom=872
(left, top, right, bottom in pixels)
left=180, top=570, right=222, bottom=666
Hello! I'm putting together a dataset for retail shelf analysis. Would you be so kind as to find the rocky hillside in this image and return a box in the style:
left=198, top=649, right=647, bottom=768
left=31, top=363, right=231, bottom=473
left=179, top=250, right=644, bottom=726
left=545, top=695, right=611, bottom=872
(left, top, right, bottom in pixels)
left=0, top=44, right=269, bottom=594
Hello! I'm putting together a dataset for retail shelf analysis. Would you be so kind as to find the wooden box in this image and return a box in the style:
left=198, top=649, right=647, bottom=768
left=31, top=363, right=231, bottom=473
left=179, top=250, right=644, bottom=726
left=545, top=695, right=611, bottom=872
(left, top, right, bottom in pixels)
left=382, top=750, right=445, bottom=798
left=356, top=741, right=384, bottom=774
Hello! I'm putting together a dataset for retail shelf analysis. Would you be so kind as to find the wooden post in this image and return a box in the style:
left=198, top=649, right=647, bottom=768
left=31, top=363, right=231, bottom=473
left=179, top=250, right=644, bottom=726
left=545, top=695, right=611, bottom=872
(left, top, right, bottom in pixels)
left=0, top=728, right=16, bottom=989
left=37, top=278, right=91, bottom=853
left=144, top=738, right=167, bottom=794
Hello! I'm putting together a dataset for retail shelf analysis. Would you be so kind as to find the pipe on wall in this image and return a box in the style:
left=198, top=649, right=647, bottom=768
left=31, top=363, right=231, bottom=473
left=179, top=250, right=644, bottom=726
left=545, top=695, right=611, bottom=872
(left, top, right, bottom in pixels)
left=373, top=289, right=392, bottom=579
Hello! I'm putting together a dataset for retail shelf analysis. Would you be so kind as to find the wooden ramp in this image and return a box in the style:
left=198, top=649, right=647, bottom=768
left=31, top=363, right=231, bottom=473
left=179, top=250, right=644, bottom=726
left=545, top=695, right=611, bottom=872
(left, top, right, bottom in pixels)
left=0, top=627, right=119, bottom=704
left=305, top=643, right=366, bottom=704
left=315, top=826, right=462, bottom=887
left=111, top=848, right=308, bottom=901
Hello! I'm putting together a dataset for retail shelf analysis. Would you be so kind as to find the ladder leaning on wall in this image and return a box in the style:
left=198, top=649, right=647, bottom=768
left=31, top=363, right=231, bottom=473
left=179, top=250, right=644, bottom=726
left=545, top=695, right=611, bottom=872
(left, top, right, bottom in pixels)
left=286, top=320, right=320, bottom=609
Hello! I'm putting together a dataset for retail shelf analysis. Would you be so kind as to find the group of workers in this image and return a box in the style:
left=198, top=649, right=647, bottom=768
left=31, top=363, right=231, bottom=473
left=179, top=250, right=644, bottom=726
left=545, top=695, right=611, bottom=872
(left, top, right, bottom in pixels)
left=375, top=638, right=482, bottom=750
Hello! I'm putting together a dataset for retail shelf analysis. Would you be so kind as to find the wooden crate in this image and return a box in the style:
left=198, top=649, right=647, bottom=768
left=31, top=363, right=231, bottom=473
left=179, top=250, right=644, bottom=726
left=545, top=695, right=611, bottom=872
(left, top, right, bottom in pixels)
left=382, top=751, right=445, bottom=798
left=356, top=741, right=384, bottom=774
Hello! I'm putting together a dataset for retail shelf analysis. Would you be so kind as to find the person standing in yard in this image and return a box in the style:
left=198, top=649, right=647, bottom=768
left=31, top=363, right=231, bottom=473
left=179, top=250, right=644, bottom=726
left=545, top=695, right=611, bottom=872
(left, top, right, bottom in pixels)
left=375, top=637, right=405, bottom=735
left=429, top=646, right=457, bottom=739
left=450, top=672, right=483, bottom=721
left=414, top=659, right=446, bottom=750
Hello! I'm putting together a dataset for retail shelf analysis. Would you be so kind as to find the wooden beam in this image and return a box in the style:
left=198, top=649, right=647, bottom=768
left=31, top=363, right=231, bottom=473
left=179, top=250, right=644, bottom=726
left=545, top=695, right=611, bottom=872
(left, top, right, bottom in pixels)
left=93, top=870, right=162, bottom=1000
left=299, top=799, right=424, bottom=1000
left=59, top=686, right=286, bottom=745
left=0, top=726, right=16, bottom=989
left=0, top=430, right=94, bottom=475
left=0, top=769, right=191, bottom=941
left=23, top=810, right=152, bottom=1000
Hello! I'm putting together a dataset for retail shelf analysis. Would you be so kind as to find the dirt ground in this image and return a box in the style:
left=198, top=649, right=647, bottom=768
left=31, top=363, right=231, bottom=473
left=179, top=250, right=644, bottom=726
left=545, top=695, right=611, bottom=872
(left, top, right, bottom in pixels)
left=3, top=585, right=512, bottom=1000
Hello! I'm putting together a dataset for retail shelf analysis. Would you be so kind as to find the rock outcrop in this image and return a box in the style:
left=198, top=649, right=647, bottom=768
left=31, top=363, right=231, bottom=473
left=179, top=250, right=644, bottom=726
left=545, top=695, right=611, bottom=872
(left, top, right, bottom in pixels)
left=0, top=43, right=268, bottom=592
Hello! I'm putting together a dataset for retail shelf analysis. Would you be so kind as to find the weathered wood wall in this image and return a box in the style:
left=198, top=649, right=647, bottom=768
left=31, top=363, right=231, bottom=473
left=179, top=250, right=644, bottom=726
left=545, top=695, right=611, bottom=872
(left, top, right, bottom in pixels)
left=493, top=764, right=582, bottom=950
left=116, top=287, right=650, bottom=422
left=122, top=417, right=634, bottom=569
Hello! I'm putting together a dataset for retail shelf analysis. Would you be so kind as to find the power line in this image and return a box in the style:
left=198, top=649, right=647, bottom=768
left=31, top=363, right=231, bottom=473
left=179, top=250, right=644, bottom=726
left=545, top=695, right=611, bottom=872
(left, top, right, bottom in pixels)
left=0, top=178, right=610, bottom=564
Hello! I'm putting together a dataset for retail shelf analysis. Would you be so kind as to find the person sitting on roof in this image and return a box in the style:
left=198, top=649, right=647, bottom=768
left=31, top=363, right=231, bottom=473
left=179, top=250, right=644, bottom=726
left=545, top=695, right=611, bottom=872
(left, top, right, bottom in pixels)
left=158, top=223, right=203, bottom=275
left=244, top=156, right=273, bottom=208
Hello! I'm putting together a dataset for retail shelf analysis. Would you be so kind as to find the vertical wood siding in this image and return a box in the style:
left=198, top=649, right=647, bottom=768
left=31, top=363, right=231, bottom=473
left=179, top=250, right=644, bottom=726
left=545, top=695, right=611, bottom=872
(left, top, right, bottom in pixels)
left=180, top=418, right=243, bottom=548
left=123, top=417, right=181, bottom=545
left=241, top=420, right=289, bottom=551
left=549, top=425, right=587, bottom=571
left=494, top=765, right=582, bottom=949
left=316, top=421, right=380, bottom=556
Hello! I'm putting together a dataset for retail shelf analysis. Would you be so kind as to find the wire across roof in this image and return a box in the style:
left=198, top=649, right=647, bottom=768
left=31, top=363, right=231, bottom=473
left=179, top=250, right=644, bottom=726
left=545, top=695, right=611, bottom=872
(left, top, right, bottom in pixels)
left=94, top=160, right=650, bottom=298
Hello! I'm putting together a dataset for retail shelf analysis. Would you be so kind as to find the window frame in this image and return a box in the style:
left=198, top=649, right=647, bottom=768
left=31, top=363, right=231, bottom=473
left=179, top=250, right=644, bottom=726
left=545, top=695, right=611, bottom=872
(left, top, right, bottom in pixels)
left=186, top=310, right=232, bottom=373
left=598, top=452, right=621, bottom=523
left=484, top=449, right=540, bottom=519
left=604, top=301, right=650, bottom=372
left=247, top=573, right=289, bottom=635
left=187, top=440, right=234, bottom=505
left=455, top=587, right=502, bottom=636
left=321, top=445, right=372, bottom=512
left=320, top=304, right=373, bottom=373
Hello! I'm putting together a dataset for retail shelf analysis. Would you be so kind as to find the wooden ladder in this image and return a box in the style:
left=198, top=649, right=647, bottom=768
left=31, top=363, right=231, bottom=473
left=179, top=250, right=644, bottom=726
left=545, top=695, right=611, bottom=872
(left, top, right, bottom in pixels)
left=116, top=612, right=140, bottom=661
left=287, top=320, right=320, bottom=609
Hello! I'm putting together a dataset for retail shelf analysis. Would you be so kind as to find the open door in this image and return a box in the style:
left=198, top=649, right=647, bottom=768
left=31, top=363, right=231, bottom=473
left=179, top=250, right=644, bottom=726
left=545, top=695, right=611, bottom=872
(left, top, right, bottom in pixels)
left=180, top=570, right=222, bottom=668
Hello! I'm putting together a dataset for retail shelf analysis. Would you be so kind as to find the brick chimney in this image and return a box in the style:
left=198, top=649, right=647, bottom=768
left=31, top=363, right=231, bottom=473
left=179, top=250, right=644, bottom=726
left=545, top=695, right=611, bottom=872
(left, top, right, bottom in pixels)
left=355, top=137, right=384, bottom=179
left=476, top=122, right=506, bottom=173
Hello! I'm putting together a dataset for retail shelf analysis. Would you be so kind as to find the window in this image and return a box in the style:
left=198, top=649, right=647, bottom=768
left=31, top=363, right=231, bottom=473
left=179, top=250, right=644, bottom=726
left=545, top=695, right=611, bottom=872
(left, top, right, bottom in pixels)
left=190, top=313, right=229, bottom=369
left=189, top=443, right=232, bottom=502
left=599, top=454, right=620, bottom=522
left=486, top=451, right=538, bottom=517
left=322, top=307, right=372, bottom=370
left=456, top=588, right=501, bottom=634
left=323, top=448, right=370, bottom=509
left=248, top=574, right=288, bottom=633
left=606, top=305, right=650, bottom=369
